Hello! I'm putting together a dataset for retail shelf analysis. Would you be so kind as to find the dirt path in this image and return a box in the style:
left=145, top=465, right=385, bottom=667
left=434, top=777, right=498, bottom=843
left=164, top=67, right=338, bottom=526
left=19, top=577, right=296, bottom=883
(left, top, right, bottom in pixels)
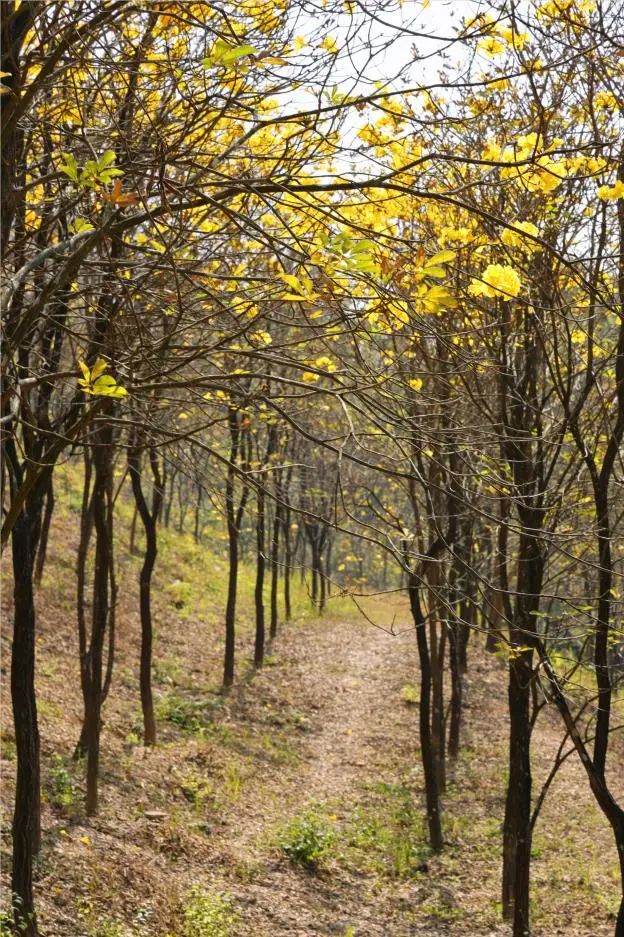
left=210, top=603, right=621, bottom=937
left=220, top=610, right=422, bottom=936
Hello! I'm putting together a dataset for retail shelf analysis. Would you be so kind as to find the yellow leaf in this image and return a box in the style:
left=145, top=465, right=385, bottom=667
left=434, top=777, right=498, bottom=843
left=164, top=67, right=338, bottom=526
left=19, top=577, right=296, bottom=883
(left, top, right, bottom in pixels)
left=426, top=250, right=456, bottom=266
left=386, top=300, right=410, bottom=326
left=278, top=272, right=302, bottom=292
left=90, top=357, right=108, bottom=381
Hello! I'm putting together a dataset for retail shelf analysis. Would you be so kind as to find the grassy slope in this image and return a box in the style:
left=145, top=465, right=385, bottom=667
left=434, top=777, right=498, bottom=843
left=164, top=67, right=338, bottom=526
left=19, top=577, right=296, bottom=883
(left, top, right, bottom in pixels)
left=1, top=464, right=622, bottom=936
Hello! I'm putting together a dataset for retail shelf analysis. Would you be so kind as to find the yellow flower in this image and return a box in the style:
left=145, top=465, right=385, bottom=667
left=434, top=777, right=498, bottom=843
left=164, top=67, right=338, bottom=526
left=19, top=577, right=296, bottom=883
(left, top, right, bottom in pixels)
left=469, top=264, right=522, bottom=300
left=598, top=180, right=624, bottom=201
left=594, top=91, right=618, bottom=111
left=481, top=138, right=502, bottom=161
left=501, top=220, right=540, bottom=250
left=497, top=26, right=529, bottom=48
left=320, top=36, right=339, bottom=54
left=478, top=36, right=506, bottom=57
left=439, top=225, right=475, bottom=245
left=408, top=378, right=423, bottom=391
left=250, top=330, right=272, bottom=345
left=315, top=355, right=337, bottom=372
left=302, top=371, right=319, bottom=383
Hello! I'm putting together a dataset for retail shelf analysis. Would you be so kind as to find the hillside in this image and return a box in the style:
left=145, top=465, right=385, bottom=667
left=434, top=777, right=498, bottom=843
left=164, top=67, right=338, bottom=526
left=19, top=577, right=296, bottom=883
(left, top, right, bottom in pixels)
left=1, top=489, right=621, bottom=937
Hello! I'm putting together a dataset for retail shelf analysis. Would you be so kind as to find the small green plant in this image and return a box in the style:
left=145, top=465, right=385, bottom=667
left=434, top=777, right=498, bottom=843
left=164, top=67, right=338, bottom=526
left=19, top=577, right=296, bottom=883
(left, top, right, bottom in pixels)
left=77, top=899, right=128, bottom=937
left=344, top=781, right=428, bottom=879
left=0, top=731, right=15, bottom=761
left=178, top=768, right=214, bottom=811
left=221, top=761, right=243, bottom=802
left=0, top=907, right=13, bottom=936
left=0, top=903, right=36, bottom=936
left=156, top=692, right=215, bottom=735
left=280, top=809, right=333, bottom=867
left=49, top=754, right=75, bottom=810
left=181, top=887, right=239, bottom=937
left=94, top=919, right=127, bottom=937
left=400, top=684, right=418, bottom=704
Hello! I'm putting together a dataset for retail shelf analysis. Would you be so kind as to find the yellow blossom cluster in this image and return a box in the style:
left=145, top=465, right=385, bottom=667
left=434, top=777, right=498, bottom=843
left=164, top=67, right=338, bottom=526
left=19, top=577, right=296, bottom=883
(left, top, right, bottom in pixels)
left=597, top=180, right=624, bottom=201
left=501, top=221, right=540, bottom=251
left=468, top=264, right=522, bottom=300
left=470, top=14, right=529, bottom=57
left=482, top=133, right=568, bottom=194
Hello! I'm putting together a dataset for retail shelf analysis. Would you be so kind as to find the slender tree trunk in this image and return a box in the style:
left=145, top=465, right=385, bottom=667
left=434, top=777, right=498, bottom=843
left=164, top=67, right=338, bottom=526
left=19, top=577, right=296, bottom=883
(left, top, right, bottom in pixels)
left=502, top=647, right=534, bottom=934
left=74, top=452, right=93, bottom=760
left=84, top=423, right=113, bottom=815
left=270, top=502, right=281, bottom=638
left=310, top=545, right=318, bottom=607
left=164, top=466, right=176, bottom=528
left=428, top=573, right=446, bottom=793
left=254, top=486, right=266, bottom=668
left=194, top=483, right=202, bottom=543
left=129, top=502, right=138, bottom=555
left=222, top=410, right=250, bottom=689
left=300, top=534, right=306, bottom=584
left=593, top=482, right=613, bottom=778
left=502, top=523, right=543, bottom=934
left=447, top=606, right=462, bottom=760
left=9, top=492, right=40, bottom=936
left=458, top=596, right=471, bottom=674
left=325, top=537, right=333, bottom=596
left=318, top=552, right=326, bottom=613
left=408, top=573, right=443, bottom=852
left=33, top=474, right=54, bottom=586
left=282, top=505, right=292, bottom=621
left=129, top=444, right=163, bottom=745
left=224, top=517, right=239, bottom=688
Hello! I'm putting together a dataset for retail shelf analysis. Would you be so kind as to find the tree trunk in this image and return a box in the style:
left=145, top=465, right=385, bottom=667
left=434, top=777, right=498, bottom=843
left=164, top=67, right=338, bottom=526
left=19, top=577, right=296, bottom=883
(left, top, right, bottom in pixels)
left=129, top=444, right=163, bottom=746
left=224, top=515, right=239, bottom=688
left=10, top=502, right=41, bottom=937
left=194, top=483, right=202, bottom=543
left=408, top=573, right=443, bottom=852
left=502, top=522, right=543, bottom=934
left=254, top=486, right=266, bottom=668
left=317, top=551, right=326, bottom=613
left=163, top=466, right=177, bottom=528
left=502, top=648, right=534, bottom=934
left=129, top=502, right=138, bottom=555
left=311, top=547, right=318, bottom=607
left=84, top=423, right=113, bottom=815
left=282, top=505, right=292, bottom=621
left=447, top=606, right=463, bottom=760
left=270, top=503, right=281, bottom=639
left=222, top=410, right=250, bottom=689
left=33, top=474, right=54, bottom=586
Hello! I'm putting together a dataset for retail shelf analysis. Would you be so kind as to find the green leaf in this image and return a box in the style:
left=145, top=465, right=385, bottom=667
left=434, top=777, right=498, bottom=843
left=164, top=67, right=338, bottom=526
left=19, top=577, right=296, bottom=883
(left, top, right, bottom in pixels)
left=98, top=168, right=124, bottom=183
left=59, top=153, right=79, bottom=182
left=203, top=41, right=257, bottom=69
left=71, top=218, right=95, bottom=234
left=221, top=43, right=257, bottom=65
left=97, top=150, right=117, bottom=169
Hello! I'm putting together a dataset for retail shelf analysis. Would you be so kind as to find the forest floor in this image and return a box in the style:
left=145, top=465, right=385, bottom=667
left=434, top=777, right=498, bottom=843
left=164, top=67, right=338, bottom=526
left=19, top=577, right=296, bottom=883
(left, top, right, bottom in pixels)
left=1, top=488, right=623, bottom=937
